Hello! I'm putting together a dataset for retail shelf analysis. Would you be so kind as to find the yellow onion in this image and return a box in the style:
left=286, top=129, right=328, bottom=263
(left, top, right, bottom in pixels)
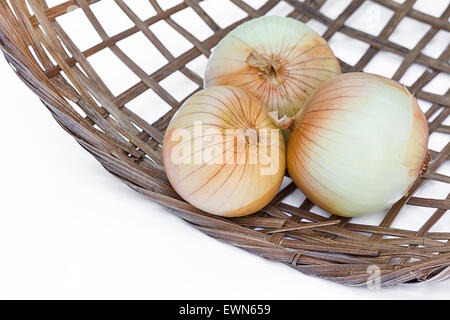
left=204, top=16, right=341, bottom=120
left=163, top=86, right=285, bottom=217
left=287, top=73, right=429, bottom=217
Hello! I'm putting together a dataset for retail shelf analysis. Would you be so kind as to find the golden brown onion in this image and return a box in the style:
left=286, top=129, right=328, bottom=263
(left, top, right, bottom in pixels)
left=205, top=16, right=341, bottom=119
left=287, top=73, right=429, bottom=217
left=163, top=86, right=286, bottom=217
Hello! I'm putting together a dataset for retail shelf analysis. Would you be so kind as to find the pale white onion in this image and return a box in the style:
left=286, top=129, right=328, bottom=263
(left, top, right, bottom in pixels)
left=287, top=73, right=429, bottom=217
left=163, top=86, right=285, bottom=217
left=204, top=16, right=341, bottom=119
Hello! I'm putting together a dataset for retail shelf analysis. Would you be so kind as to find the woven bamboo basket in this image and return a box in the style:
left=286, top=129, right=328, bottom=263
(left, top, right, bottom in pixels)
left=0, top=0, right=449, bottom=287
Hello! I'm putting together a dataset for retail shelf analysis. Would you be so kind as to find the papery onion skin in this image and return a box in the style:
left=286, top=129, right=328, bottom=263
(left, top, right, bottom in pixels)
left=287, top=73, right=429, bottom=217
left=204, top=16, right=341, bottom=119
left=163, top=86, right=286, bottom=217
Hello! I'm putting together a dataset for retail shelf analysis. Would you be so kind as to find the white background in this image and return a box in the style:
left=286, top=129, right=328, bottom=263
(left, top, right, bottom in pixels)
left=0, top=0, right=449, bottom=299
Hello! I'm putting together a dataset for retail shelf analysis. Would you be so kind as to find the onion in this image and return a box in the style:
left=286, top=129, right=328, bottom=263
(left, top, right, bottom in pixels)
left=163, top=86, right=285, bottom=217
left=287, top=73, right=429, bottom=217
left=204, top=16, right=341, bottom=120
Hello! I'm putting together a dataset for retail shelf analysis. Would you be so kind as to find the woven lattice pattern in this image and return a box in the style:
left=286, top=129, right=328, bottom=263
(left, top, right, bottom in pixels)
left=0, top=0, right=448, bottom=286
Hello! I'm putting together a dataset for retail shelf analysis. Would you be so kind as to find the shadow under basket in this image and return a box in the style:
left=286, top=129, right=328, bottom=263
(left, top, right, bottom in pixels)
left=0, top=0, right=449, bottom=287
